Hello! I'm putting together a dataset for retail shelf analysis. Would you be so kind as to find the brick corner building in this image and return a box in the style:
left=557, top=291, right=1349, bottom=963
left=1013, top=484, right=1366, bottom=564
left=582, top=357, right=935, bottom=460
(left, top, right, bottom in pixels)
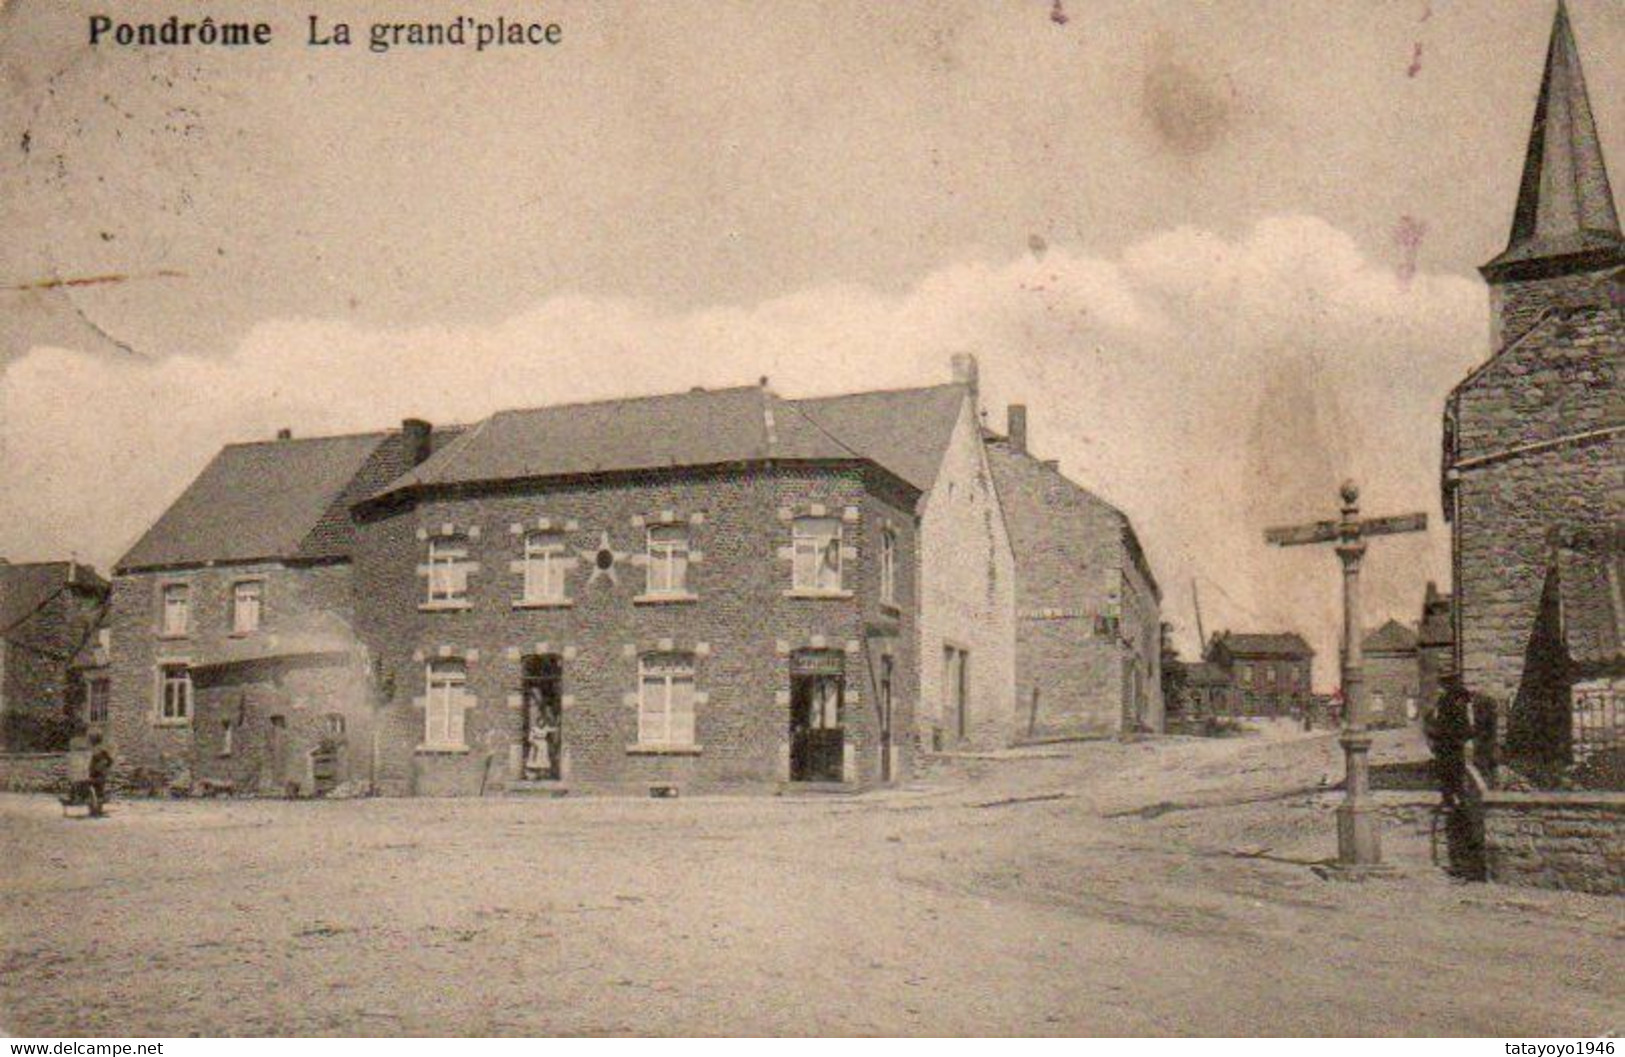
left=0, top=560, right=109, bottom=751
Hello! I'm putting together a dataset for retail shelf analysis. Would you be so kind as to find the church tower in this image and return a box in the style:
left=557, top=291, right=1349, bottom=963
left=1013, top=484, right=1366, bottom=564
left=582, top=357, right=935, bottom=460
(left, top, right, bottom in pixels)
left=1442, top=1, right=1622, bottom=745
left=1480, top=0, right=1622, bottom=348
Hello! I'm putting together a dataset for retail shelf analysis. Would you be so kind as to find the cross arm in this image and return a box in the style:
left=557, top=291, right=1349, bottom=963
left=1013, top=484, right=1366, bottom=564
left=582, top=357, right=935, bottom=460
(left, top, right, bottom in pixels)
left=1361, top=513, right=1428, bottom=538
left=1264, top=520, right=1339, bottom=547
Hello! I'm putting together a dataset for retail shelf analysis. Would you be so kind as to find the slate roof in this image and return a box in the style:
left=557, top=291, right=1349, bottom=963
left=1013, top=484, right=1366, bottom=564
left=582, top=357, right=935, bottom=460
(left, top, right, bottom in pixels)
left=373, top=385, right=946, bottom=500
left=1554, top=528, right=1624, bottom=671
left=117, top=433, right=389, bottom=572
left=791, top=385, right=966, bottom=492
left=1483, top=1, right=1621, bottom=276
left=1182, top=661, right=1231, bottom=687
left=0, top=561, right=107, bottom=640
left=118, top=425, right=466, bottom=573
left=1218, top=632, right=1315, bottom=658
left=1364, top=619, right=1419, bottom=654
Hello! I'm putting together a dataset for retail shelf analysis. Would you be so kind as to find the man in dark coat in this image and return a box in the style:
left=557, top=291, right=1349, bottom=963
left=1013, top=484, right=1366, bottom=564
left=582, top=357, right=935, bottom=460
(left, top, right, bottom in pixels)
left=1425, top=675, right=1471, bottom=807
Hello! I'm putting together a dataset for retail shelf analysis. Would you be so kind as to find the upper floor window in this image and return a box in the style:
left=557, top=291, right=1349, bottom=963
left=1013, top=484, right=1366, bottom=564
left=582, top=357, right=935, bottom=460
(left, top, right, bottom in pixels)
left=424, top=659, right=468, bottom=749
left=231, top=580, right=263, bottom=634
left=792, top=517, right=842, bottom=593
left=161, top=583, right=190, bottom=637
left=1239, top=666, right=1254, bottom=688
left=638, top=652, right=696, bottom=747
left=880, top=527, right=897, bottom=606
left=521, top=532, right=568, bottom=603
left=1262, top=664, right=1276, bottom=688
left=159, top=663, right=192, bottom=722
left=427, top=536, right=470, bottom=604
left=645, top=525, right=690, bottom=596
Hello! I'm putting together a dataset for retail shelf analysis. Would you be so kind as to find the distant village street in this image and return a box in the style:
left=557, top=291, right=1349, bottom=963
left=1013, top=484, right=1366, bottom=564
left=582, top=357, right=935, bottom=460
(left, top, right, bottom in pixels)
left=2, top=724, right=1617, bottom=1037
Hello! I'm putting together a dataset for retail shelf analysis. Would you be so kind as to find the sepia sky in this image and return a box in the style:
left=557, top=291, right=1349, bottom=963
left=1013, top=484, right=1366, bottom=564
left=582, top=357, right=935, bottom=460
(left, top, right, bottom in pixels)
left=2, top=0, right=1622, bottom=685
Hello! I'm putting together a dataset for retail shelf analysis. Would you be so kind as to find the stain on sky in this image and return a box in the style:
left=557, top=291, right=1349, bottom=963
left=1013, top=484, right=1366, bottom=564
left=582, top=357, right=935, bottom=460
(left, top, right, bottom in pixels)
left=1141, top=39, right=1232, bottom=155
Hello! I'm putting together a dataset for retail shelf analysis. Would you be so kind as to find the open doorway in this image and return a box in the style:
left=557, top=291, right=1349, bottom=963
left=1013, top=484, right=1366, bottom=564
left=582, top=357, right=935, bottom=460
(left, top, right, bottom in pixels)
left=790, top=650, right=844, bottom=782
left=522, top=654, right=563, bottom=780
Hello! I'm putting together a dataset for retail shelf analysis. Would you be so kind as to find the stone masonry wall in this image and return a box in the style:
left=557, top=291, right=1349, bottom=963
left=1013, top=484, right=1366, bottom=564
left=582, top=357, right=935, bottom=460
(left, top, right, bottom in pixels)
left=0, top=752, right=68, bottom=792
left=986, top=440, right=1157, bottom=739
left=1449, top=299, right=1621, bottom=730
left=353, top=464, right=918, bottom=795
left=1480, top=789, right=1625, bottom=896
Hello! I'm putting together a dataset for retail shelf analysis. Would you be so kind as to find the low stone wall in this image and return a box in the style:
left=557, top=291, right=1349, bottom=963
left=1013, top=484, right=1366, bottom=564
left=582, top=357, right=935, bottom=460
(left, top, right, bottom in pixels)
left=0, top=753, right=68, bottom=793
left=1468, top=767, right=1625, bottom=895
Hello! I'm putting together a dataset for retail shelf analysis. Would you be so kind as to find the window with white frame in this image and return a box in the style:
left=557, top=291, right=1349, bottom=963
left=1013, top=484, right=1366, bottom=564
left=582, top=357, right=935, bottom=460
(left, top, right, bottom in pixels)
left=645, top=524, right=690, bottom=595
left=792, top=517, right=842, bottom=592
left=161, top=583, right=190, bottom=636
left=521, top=532, right=568, bottom=603
left=159, top=663, right=192, bottom=721
left=638, top=653, right=696, bottom=746
left=880, top=526, right=897, bottom=605
left=426, top=536, right=470, bottom=604
left=231, top=580, right=263, bottom=634
left=424, top=659, right=468, bottom=749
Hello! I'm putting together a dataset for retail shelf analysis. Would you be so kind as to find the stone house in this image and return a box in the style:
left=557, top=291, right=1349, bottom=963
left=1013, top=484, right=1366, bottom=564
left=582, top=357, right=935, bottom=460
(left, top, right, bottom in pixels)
left=1204, top=632, right=1314, bottom=718
left=1417, top=581, right=1454, bottom=718
left=1167, top=660, right=1233, bottom=723
left=351, top=385, right=922, bottom=794
left=106, top=421, right=460, bottom=793
left=984, top=405, right=1163, bottom=738
left=1442, top=0, right=1622, bottom=766
left=1361, top=620, right=1420, bottom=728
left=0, top=560, right=108, bottom=751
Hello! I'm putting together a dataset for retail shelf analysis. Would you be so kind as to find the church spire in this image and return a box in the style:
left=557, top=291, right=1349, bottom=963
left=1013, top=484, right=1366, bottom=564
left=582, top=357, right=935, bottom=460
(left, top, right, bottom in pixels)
left=1482, top=0, right=1622, bottom=281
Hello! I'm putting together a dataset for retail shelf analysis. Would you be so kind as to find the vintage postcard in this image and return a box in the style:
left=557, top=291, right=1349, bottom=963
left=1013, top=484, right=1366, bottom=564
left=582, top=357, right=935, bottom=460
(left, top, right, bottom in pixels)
left=0, top=0, right=1619, bottom=1041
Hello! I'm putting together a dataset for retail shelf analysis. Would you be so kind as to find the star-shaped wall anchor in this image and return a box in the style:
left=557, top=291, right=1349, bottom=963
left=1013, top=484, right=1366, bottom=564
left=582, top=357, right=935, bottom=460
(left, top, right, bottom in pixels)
left=579, top=531, right=630, bottom=587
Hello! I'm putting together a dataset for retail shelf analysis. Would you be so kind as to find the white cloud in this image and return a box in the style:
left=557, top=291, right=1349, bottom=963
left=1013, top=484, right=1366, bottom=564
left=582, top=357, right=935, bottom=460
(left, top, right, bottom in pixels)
left=0, top=215, right=1488, bottom=686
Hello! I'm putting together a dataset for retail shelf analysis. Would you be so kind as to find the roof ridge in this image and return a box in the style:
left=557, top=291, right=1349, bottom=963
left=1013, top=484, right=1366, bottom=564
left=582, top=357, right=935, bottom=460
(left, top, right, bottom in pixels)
left=790, top=381, right=963, bottom=404
left=777, top=393, right=874, bottom=463
left=223, top=429, right=389, bottom=449
left=484, top=384, right=764, bottom=420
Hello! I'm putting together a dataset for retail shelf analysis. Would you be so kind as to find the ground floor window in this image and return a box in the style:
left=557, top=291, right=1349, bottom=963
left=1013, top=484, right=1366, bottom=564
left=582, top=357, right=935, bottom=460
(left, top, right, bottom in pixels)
left=425, top=659, right=468, bottom=749
left=86, top=677, right=110, bottom=724
left=159, top=664, right=191, bottom=722
left=638, top=653, right=696, bottom=747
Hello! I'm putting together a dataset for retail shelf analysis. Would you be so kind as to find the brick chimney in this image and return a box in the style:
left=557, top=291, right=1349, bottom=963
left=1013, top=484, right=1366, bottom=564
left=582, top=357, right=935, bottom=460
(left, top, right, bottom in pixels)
left=1007, top=404, right=1028, bottom=455
left=402, top=418, right=433, bottom=466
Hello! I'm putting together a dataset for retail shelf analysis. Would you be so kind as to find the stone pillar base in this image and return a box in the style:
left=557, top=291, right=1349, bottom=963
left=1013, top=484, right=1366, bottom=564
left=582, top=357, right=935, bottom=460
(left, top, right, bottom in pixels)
left=1313, top=861, right=1401, bottom=882
left=1335, top=800, right=1383, bottom=866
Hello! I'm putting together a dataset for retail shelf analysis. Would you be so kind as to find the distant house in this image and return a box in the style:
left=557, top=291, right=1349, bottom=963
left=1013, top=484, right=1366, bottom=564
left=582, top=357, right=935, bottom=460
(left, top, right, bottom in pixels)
left=1509, top=527, right=1623, bottom=770
left=1205, top=632, right=1314, bottom=718
left=1417, top=582, right=1454, bottom=716
left=1361, top=620, right=1420, bottom=728
left=985, top=404, right=1163, bottom=739
left=1171, top=660, right=1233, bottom=721
left=0, top=560, right=108, bottom=751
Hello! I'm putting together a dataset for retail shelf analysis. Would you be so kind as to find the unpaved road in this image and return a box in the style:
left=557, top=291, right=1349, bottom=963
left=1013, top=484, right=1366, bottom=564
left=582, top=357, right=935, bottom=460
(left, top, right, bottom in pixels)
left=2, top=726, right=1620, bottom=1036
